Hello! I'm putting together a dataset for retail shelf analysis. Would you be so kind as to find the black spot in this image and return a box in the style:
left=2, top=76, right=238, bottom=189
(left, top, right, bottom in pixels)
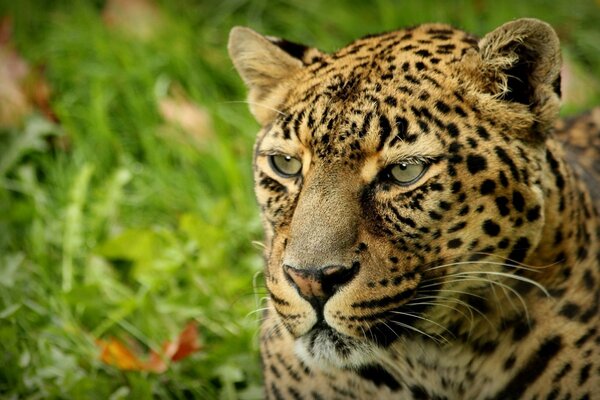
left=448, top=238, right=463, bottom=249
left=559, top=302, right=580, bottom=319
left=512, top=190, right=525, bottom=212
left=506, top=237, right=531, bottom=264
left=579, top=363, right=591, bottom=385
left=451, top=181, right=462, bottom=193
left=466, top=137, right=478, bottom=148
left=466, top=296, right=489, bottom=314
left=454, top=106, right=467, bottom=117
left=480, top=179, right=496, bottom=195
left=476, top=125, right=490, bottom=140
left=526, top=206, right=541, bottom=222
left=482, top=220, right=501, bottom=237
left=498, top=171, right=509, bottom=187
left=503, top=354, right=516, bottom=370
left=476, top=341, right=499, bottom=356
left=287, top=386, right=303, bottom=400
left=415, top=49, right=432, bottom=57
left=546, top=149, right=565, bottom=189
left=495, top=147, right=520, bottom=181
left=498, top=238, right=510, bottom=249
left=378, top=115, right=392, bottom=151
left=356, top=364, right=401, bottom=391
left=447, top=221, right=466, bottom=233
left=439, top=201, right=451, bottom=211
left=446, top=122, right=460, bottom=138
left=429, top=211, right=443, bottom=220
left=466, top=154, right=487, bottom=174
left=495, top=196, right=510, bottom=216
left=435, top=100, right=450, bottom=114
left=384, top=96, right=397, bottom=107
left=410, top=385, right=429, bottom=400
left=546, top=388, right=560, bottom=400
left=430, top=183, right=444, bottom=191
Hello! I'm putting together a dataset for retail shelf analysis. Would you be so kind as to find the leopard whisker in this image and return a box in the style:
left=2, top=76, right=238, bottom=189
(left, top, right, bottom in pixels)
left=414, top=291, right=496, bottom=332
left=466, top=251, right=563, bottom=270
left=389, top=310, right=456, bottom=339
left=425, top=260, right=541, bottom=273
left=448, top=271, right=550, bottom=298
left=407, top=299, right=474, bottom=333
left=443, top=274, right=533, bottom=324
left=389, top=320, right=449, bottom=345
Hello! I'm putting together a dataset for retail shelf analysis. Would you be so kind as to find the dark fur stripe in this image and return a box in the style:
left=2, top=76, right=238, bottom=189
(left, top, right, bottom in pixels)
left=491, top=335, right=562, bottom=399
left=356, top=364, right=401, bottom=391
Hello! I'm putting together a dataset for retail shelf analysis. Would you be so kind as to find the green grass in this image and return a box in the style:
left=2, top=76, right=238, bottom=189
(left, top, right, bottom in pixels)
left=1, top=0, right=599, bottom=398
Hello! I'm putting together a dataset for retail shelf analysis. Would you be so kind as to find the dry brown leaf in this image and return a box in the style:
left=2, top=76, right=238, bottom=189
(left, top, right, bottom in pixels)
left=158, top=85, right=213, bottom=148
left=0, top=17, right=30, bottom=128
left=0, top=17, right=57, bottom=129
left=97, top=322, right=201, bottom=373
left=102, top=0, right=165, bottom=41
left=170, top=321, right=201, bottom=361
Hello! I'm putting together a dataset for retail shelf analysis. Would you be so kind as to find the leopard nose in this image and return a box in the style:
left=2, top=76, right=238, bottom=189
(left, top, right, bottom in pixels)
left=283, top=263, right=359, bottom=306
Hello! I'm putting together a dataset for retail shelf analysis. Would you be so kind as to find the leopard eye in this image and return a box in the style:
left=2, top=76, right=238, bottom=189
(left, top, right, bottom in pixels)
left=389, top=162, right=427, bottom=185
left=269, top=154, right=302, bottom=177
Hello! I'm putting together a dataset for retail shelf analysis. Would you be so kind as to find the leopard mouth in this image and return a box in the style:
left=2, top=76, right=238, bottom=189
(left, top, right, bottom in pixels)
left=294, top=322, right=379, bottom=370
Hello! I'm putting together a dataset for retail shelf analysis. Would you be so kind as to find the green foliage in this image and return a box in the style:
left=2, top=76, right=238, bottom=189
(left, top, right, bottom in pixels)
left=1, top=0, right=598, bottom=398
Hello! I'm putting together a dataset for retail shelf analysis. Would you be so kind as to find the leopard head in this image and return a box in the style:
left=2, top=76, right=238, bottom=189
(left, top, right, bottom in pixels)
left=228, top=19, right=561, bottom=369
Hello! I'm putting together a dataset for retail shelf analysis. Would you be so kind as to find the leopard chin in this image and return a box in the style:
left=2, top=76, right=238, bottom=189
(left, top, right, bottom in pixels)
left=294, top=324, right=381, bottom=370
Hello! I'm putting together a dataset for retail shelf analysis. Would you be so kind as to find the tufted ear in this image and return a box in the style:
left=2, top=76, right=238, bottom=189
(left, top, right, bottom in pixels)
left=228, top=27, right=320, bottom=125
left=478, top=18, right=561, bottom=132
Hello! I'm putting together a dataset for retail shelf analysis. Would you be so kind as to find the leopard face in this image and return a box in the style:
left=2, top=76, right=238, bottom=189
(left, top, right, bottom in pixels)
left=230, top=20, right=563, bottom=370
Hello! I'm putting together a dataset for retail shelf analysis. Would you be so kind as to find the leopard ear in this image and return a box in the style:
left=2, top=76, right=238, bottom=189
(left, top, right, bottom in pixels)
left=228, top=27, right=318, bottom=125
left=479, top=18, right=561, bottom=132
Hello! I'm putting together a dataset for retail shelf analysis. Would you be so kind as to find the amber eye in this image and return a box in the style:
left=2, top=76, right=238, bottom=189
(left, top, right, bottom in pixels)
left=269, top=154, right=302, bottom=177
left=389, top=162, right=427, bottom=185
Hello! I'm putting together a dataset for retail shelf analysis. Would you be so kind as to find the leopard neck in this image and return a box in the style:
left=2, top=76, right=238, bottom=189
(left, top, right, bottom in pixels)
left=528, top=136, right=600, bottom=291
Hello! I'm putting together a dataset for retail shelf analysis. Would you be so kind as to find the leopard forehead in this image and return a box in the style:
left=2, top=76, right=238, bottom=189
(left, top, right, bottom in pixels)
left=258, top=24, right=491, bottom=165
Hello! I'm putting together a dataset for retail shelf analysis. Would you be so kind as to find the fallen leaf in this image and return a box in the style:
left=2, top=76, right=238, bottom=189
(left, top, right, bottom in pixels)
left=0, top=17, right=30, bottom=128
left=158, top=84, right=213, bottom=148
left=102, top=0, right=165, bottom=41
left=170, top=321, right=201, bottom=362
left=97, top=322, right=201, bottom=373
left=97, top=338, right=144, bottom=371
left=0, top=17, right=58, bottom=129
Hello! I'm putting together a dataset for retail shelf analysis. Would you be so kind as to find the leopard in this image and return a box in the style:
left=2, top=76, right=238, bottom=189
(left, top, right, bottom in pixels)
left=228, top=18, right=600, bottom=399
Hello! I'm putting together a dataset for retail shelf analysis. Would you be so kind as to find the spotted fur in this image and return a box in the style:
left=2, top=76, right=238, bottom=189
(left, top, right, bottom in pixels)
left=228, top=18, right=600, bottom=399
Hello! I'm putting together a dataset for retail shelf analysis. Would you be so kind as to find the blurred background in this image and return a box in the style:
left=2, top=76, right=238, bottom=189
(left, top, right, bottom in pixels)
left=0, top=0, right=599, bottom=398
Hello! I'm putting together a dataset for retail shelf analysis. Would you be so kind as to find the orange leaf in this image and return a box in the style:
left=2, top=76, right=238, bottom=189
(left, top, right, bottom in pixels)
left=170, top=321, right=200, bottom=362
left=0, top=17, right=59, bottom=128
left=96, top=322, right=201, bottom=373
left=97, top=338, right=144, bottom=371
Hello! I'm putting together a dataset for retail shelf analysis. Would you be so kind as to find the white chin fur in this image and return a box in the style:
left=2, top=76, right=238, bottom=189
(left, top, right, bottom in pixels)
left=294, top=331, right=379, bottom=371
